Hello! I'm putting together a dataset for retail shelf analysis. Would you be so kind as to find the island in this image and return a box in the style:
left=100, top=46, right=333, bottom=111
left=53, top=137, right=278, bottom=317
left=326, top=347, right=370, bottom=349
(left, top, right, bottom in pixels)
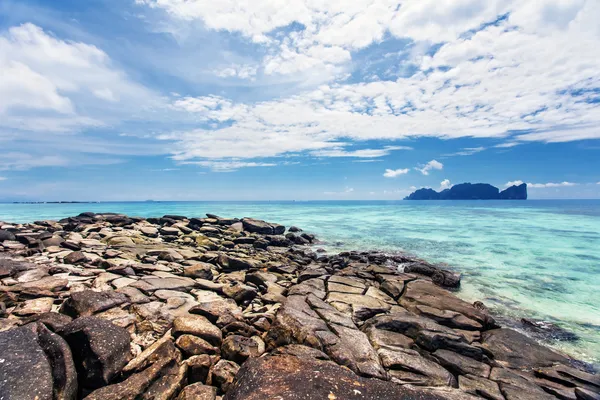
left=405, top=182, right=527, bottom=200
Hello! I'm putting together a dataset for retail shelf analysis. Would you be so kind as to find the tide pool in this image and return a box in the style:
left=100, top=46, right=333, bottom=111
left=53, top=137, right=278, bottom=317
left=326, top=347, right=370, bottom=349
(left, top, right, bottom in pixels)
left=1, top=200, right=599, bottom=366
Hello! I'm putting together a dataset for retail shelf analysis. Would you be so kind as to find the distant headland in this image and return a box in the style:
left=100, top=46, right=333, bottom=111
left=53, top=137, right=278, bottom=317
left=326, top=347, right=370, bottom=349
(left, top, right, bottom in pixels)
left=405, top=182, right=527, bottom=200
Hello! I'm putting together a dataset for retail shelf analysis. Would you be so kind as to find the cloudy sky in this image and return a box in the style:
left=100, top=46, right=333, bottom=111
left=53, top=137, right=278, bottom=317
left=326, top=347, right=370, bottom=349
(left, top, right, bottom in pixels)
left=1, top=0, right=599, bottom=200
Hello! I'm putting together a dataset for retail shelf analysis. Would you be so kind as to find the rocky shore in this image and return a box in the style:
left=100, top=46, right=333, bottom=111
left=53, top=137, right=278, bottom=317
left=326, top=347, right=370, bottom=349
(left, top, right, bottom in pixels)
left=0, top=213, right=598, bottom=400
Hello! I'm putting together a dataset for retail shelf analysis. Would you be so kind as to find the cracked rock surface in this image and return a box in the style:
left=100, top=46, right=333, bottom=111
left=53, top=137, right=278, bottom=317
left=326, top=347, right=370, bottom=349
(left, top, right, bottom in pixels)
left=0, top=212, right=597, bottom=399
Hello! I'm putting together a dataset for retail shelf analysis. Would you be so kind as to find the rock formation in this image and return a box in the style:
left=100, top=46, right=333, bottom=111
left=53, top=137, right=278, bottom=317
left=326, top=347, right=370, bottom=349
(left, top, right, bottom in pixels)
left=405, top=183, right=527, bottom=200
left=0, top=212, right=595, bottom=399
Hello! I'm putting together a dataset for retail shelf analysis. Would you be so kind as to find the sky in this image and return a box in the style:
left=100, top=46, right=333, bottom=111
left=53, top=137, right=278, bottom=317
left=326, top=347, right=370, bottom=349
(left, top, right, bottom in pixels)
left=0, top=0, right=599, bottom=201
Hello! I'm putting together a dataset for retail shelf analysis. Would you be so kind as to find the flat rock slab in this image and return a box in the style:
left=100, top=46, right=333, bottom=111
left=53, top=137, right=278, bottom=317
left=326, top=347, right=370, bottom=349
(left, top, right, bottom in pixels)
left=481, top=328, right=570, bottom=369
left=225, top=355, right=468, bottom=400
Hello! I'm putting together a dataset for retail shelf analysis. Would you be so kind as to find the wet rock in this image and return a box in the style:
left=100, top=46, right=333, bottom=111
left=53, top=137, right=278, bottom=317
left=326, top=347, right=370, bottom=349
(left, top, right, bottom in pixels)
left=59, top=316, right=131, bottom=389
left=241, top=218, right=284, bottom=235
left=521, top=318, right=580, bottom=342
left=0, top=229, right=16, bottom=242
left=173, top=315, right=223, bottom=346
left=482, top=328, right=570, bottom=369
left=60, top=290, right=129, bottom=317
left=210, top=359, right=240, bottom=394
left=177, top=383, right=217, bottom=400
left=221, top=335, right=263, bottom=364
left=224, top=355, right=454, bottom=400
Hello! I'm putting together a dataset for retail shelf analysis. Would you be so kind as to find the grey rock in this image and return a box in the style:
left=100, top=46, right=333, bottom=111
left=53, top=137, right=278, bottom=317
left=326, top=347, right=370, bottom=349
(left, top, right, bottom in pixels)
left=433, top=349, right=491, bottom=378
left=378, top=347, right=455, bottom=386
left=60, top=289, right=129, bottom=317
left=177, top=383, right=217, bottom=400
left=482, top=328, right=570, bottom=369
left=0, top=325, right=54, bottom=400
left=221, top=335, right=263, bottom=364
left=60, top=316, right=131, bottom=389
left=458, top=375, right=504, bottom=400
left=224, top=355, right=459, bottom=400
left=210, top=359, right=240, bottom=394
left=173, top=315, right=223, bottom=346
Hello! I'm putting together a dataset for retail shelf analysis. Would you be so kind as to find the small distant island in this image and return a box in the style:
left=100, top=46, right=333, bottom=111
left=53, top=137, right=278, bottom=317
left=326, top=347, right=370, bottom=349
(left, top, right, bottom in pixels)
left=405, top=182, right=527, bottom=200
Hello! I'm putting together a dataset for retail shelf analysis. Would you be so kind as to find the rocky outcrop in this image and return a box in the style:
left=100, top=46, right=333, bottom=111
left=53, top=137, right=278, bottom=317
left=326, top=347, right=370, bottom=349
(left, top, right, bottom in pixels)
left=405, top=183, right=527, bottom=200
left=0, top=212, right=596, bottom=399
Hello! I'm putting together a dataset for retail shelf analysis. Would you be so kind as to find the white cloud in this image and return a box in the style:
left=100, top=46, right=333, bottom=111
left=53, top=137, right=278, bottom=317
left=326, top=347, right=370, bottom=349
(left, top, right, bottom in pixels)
left=505, top=180, right=524, bottom=187
left=383, top=168, right=409, bottom=178
left=0, top=23, right=154, bottom=133
left=495, top=142, right=521, bottom=149
left=444, top=147, right=486, bottom=157
left=146, top=0, right=600, bottom=168
left=324, top=187, right=354, bottom=195
left=529, top=182, right=578, bottom=188
left=0, top=176, right=6, bottom=181
left=440, top=179, right=452, bottom=190
left=416, top=160, right=443, bottom=175
left=312, top=146, right=411, bottom=158
left=178, top=160, right=276, bottom=172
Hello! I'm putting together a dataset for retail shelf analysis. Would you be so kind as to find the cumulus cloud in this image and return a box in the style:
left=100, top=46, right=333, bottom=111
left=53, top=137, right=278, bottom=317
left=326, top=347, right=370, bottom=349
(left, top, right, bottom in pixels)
left=505, top=180, right=524, bottom=187
left=0, top=23, right=154, bottom=133
left=145, top=0, right=600, bottom=169
left=529, top=182, right=578, bottom=188
left=416, top=160, right=443, bottom=175
left=440, top=179, right=452, bottom=190
left=383, top=168, right=409, bottom=178
left=312, top=146, right=411, bottom=158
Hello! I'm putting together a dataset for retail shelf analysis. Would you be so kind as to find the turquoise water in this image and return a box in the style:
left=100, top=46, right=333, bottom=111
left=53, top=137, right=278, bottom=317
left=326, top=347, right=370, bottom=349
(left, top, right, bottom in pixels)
left=1, top=200, right=599, bottom=366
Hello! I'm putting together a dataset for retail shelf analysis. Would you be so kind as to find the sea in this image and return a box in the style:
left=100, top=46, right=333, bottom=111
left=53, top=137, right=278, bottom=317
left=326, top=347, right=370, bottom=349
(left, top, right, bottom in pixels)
left=1, top=200, right=599, bottom=367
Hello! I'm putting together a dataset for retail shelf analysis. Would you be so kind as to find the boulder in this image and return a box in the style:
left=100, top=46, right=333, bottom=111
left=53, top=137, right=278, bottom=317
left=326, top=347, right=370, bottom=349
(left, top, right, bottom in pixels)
left=60, top=290, right=129, bottom=317
left=12, top=297, right=55, bottom=316
left=183, top=262, right=214, bottom=280
left=221, top=335, right=263, bottom=364
left=432, top=349, right=491, bottom=378
left=0, top=229, right=16, bottom=242
left=222, top=281, right=258, bottom=304
left=458, top=375, right=504, bottom=400
left=176, top=334, right=220, bottom=357
left=177, top=384, right=217, bottom=400
left=224, top=355, right=458, bottom=400
left=172, top=315, right=223, bottom=346
left=481, top=328, right=570, bottom=369
left=59, top=316, right=131, bottom=389
left=378, top=347, right=455, bottom=386
left=0, top=322, right=77, bottom=400
left=241, top=218, right=284, bottom=235
left=210, top=360, right=240, bottom=394
left=64, top=251, right=87, bottom=264
left=401, top=280, right=497, bottom=329
left=85, top=339, right=180, bottom=400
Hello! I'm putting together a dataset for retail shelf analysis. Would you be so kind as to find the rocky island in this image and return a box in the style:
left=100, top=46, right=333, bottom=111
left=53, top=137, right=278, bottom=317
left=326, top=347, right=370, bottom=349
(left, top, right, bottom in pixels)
left=0, top=212, right=597, bottom=399
left=405, top=183, right=528, bottom=200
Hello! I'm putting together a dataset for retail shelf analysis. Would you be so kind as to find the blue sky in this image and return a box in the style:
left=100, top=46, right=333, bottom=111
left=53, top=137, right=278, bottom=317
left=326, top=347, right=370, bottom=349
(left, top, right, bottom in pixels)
left=1, top=0, right=599, bottom=201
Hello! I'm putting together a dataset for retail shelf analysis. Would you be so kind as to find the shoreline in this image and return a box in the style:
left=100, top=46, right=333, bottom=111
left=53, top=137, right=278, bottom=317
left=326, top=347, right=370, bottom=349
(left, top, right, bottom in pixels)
left=1, top=212, right=598, bottom=399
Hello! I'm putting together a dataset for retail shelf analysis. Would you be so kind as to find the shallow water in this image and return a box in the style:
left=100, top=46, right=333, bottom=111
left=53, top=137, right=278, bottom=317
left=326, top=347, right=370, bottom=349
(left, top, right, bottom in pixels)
left=1, top=200, right=599, bottom=366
